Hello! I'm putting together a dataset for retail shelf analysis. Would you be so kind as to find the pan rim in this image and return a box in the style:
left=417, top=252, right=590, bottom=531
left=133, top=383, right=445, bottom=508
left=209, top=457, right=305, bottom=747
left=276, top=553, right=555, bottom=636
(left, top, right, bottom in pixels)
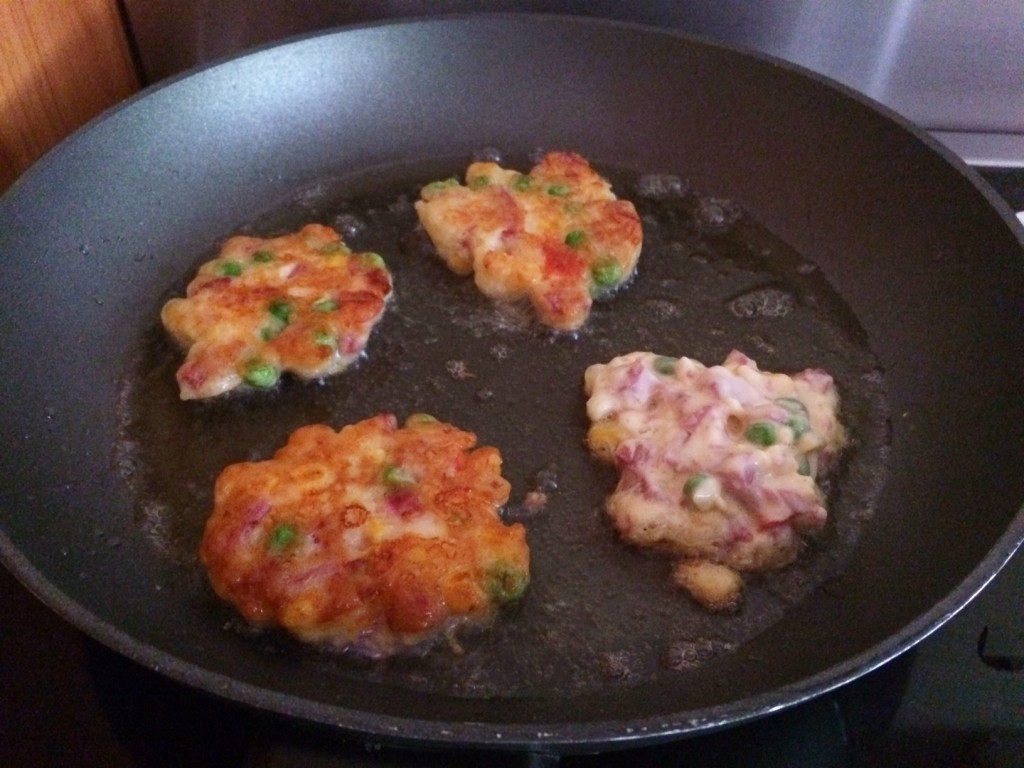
left=4, top=515, right=1021, bottom=750
left=9, top=12, right=1024, bottom=246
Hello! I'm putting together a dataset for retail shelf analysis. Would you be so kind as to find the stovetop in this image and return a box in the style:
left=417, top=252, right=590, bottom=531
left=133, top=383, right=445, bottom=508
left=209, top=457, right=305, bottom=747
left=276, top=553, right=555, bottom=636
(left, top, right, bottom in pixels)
left=2, top=167, right=1022, bottom=768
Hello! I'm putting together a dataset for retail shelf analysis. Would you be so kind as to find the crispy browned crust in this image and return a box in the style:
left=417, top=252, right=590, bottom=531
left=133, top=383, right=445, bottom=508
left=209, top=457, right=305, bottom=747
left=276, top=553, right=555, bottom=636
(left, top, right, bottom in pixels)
left=161, top=224, right=392, bottom=399
left=414, top=151, right=642, bottom=331
left=199, top=413, right=530, bottom=656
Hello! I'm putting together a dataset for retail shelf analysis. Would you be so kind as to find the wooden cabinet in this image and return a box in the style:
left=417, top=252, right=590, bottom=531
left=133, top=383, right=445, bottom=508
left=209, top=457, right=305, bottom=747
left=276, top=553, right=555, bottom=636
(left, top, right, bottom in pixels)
left=0, top=0, right=139, bottom=192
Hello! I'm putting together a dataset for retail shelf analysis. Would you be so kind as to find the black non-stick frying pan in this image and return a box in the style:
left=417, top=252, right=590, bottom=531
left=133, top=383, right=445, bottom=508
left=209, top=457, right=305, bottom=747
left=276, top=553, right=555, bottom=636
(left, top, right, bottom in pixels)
left=2, top=15, right=1023, bottom=754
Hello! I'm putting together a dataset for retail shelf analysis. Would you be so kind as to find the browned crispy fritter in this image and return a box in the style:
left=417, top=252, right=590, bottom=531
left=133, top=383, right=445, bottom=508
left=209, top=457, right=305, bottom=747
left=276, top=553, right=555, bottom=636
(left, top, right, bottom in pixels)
left=200, top=413, right=530, bottom=657
left=161, top=224, right=392, bottom=399
left=415, top=151, right=642, bottom=331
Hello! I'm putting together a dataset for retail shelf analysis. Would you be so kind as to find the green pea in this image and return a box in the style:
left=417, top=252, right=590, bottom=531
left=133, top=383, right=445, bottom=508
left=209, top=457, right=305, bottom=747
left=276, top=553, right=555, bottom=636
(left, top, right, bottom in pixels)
left=268, top=298, right=294, bottom=324
left=252, top=250, right=275, bottom=263
left=243, top=359, right=279, bottom=389
left=745, top=422, right=777, bottom=447
left=775, top=397, right=811, bottom=438
left=469, top=175, right=491, bottom=188
left=653, top=356, right=677, bottom=375
left=260, top=300, right=291, bottom=341
left=591, top=258, right=622, bottom=287
left=564, top=229, right=586, bottom=248
left=220, top=261, right=242, bottom=277
left=486, top=563, right=529, bottom=603
left=360, top=252, right=387, bottom=270
left=313, top=330, right=336, bottom=348
left=547, top=184, right=571, bottom=197
left=381, top=464, right=416, bottom=489
left=312, top=297, right=338, bottom=313
left=511, top=174, right=533, bottom=191
left=683, top=473, right=708, bottom=499
left=423, top=178, right=458, bottom=194
left=405, top=413, right=438, bottom=426
left=682, top=472, right=721, bottom=510
left=268, top=522, right=297, bottom=553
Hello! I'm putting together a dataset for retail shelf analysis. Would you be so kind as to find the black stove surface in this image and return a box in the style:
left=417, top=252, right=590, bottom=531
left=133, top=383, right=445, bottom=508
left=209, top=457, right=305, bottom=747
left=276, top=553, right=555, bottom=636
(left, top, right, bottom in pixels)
left=2, top=168, right=1022, bottom=768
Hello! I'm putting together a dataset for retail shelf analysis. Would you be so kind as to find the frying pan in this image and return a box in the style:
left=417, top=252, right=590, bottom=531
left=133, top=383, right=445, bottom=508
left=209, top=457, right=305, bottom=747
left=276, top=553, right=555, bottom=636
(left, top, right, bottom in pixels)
left=2, top=14, right=1023, bottom=754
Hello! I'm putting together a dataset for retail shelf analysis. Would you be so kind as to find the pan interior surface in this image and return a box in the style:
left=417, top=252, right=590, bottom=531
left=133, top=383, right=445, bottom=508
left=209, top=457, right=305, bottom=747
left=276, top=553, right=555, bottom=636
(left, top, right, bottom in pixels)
left=117, top=151, right=888, bottom=703
left=1, top=15, right=1023, bottom=747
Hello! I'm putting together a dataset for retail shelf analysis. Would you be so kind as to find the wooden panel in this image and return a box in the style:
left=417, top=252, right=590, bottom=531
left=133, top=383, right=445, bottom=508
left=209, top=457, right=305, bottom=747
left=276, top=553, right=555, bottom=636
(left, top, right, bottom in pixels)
left=0, top=0, right=140, bottom=192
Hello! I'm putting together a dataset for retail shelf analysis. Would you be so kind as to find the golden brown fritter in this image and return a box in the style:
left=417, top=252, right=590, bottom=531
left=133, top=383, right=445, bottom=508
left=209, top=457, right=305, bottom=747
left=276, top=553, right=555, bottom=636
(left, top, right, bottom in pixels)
left=199, top=413, right=530, bottom=657
left=161, top=224, right=392, bottom=400
left=415, top=151, right=642, bottom=331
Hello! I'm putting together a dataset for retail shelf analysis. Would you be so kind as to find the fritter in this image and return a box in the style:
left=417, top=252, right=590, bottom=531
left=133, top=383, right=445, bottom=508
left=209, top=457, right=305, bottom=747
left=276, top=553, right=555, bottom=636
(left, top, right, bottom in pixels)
left=414, top=151, right=643, bottom=331
left=584, top=350, right=844, bottom=611
left=161, top=224, right=392, bottom=400
left=199, top=413, right=530, bottom=657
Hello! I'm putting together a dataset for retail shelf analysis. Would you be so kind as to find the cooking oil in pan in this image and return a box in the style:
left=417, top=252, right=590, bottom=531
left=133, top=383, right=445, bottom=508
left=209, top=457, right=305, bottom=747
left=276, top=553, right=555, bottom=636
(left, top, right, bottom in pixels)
left=114, top=151, right=890, bottom=699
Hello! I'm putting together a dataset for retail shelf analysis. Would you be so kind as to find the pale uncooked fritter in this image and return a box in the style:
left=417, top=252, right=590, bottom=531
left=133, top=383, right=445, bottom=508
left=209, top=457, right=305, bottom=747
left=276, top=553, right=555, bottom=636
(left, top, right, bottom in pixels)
left=415, top=151, right=643, bottom=331
left=161, top=224, right=392, bottom=400
left=200, top=413, right=530, bottom=658
left=584, top=350, right=845, bottom=611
